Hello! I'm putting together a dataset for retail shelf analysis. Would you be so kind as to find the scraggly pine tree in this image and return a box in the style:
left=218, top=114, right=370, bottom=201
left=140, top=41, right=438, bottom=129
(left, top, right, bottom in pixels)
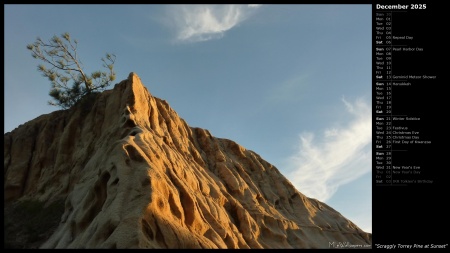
left=27, top=32, right=116, bottom=109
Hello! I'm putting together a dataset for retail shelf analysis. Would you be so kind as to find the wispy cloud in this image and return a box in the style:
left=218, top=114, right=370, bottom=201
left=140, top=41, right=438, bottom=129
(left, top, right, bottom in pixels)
left=167, top=4, right=261, bottom=43
left=267, top=74, right=310, bottom=104
left=287, top=97, right=372, bottom=202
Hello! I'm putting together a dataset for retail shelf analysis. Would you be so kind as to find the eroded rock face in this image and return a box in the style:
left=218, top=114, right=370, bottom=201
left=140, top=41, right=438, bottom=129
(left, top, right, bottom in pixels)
left=4, top=73, right=372, bottom=249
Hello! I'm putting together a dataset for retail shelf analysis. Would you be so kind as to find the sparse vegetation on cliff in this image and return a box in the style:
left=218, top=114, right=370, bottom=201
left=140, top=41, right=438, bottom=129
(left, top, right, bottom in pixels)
left=4, top=198, right=65, bottom=249
left=27, top=32, right=116, bottom=109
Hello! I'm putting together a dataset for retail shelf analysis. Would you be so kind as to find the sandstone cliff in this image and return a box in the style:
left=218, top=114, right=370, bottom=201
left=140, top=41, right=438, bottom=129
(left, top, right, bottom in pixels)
left=4, top=73, right=372, bottom=249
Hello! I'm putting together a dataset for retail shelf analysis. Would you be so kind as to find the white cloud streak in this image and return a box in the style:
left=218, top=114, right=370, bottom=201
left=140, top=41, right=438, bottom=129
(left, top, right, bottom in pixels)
left=287, top=97, right=372, bottom=202
left=168, top=4, right=261, bottom=43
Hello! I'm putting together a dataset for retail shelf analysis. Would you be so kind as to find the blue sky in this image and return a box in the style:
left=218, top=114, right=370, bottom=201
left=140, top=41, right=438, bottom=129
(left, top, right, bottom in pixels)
left=4, top=4, right=372, bottom=233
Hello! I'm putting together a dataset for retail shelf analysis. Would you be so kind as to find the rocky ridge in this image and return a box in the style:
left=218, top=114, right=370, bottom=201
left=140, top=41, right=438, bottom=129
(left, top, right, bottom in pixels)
left=4, top=73, right=372, bottom=248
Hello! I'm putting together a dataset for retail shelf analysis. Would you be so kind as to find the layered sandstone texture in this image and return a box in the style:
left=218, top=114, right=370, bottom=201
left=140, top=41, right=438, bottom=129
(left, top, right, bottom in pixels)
left=4, top=73, right=372, bottom=249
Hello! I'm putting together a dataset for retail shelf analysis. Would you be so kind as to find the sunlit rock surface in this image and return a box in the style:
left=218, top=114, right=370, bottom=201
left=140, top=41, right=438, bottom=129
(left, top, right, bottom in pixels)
left=4, top=73, right=371, bottom=249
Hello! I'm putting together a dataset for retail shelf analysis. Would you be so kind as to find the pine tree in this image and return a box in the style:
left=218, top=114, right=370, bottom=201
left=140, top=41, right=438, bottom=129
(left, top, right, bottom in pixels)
left=27, top=32, right=116, bottom=109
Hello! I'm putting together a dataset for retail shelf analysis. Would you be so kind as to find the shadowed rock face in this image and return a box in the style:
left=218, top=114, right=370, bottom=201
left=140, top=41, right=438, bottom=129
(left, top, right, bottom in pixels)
left=4, top=73, right=372, bottom=249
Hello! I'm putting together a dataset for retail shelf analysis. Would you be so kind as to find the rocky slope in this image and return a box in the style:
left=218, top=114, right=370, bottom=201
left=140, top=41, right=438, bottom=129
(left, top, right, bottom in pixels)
left=4, top=73, right=372, bottom=249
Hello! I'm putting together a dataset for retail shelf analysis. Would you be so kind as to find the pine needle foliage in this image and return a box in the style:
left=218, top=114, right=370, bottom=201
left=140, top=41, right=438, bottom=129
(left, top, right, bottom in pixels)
left=27, top=32, right=116, bottom=109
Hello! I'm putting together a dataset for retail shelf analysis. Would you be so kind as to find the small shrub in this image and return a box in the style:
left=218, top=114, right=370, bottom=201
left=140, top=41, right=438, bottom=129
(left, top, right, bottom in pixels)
left=4, top=198, right=65, bottom=249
